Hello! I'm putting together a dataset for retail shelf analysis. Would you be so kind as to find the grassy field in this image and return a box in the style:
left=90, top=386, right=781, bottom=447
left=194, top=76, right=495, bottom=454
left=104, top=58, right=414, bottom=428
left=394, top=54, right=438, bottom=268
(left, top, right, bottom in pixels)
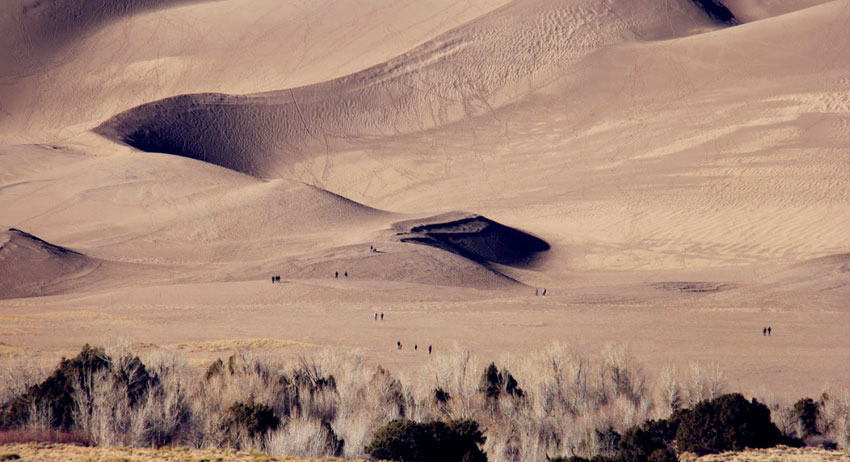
left=685, top=446, right=850, bottom=462
left=0, top=443, right=373, bottom=462
left=0, top=444, right=847, bottom=462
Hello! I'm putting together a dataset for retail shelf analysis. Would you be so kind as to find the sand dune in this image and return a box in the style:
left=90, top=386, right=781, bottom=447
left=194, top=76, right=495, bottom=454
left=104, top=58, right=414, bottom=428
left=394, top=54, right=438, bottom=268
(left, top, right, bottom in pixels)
left=0, top=228, right=102, bottom=299
left=0, top=0, right=512, bottom=139
left=1, top=0, right=850, bottom=406
left=93, top=0, right=722, bottom=177
left=394, top=212, right=549, bottom=267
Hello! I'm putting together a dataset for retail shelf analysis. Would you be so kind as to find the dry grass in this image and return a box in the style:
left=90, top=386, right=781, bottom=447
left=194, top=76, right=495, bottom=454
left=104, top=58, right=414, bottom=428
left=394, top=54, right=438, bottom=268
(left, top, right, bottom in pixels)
left=0, top=443, right=373, bottom=461
left=175, top=339, right=314, bottom=353
left=684, top=446, right=850, bottom=462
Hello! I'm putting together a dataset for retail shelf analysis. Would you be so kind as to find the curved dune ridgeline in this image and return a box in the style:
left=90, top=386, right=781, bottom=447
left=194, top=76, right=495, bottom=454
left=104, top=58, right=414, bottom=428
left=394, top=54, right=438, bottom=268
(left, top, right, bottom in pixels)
left=394, top=213, right=549, bottom=267
left=93, top=0, right=725, bottom=177
left=0, top=228, right=101, bottom=299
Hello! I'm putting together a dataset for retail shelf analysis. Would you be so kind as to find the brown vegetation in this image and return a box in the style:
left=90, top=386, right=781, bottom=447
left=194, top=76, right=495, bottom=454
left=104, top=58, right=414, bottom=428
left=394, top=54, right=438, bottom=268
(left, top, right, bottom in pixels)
left=0, top=343, right=848, bottom=462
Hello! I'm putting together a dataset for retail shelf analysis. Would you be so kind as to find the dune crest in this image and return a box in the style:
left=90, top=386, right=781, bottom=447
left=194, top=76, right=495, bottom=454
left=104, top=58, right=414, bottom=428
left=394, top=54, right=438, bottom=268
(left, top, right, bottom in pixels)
left=0, top=228, right=100, bottom=299
left=93, top=0, right=724, bottom=177
left=394, top=213, right=549, bottom=267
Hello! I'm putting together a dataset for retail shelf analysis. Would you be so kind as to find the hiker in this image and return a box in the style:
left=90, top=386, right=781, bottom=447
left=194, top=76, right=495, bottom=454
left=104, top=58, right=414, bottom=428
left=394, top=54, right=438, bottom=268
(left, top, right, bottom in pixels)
left=344, top=271, right=348, bottom=278
left=768, top=326, right=772, bottom=336
left=335, top=271, right=338, bottom=279
left=414, top=344, right=418, bottom=351
left=272, top=276, right=275, bottom=283
left=763, top=327, right=767, bottom=336
left=380, top=312, right=384, bottom=321
left=428, top=345, right=432, bottom=355
left=374, top=312, right=378, bottom=321
left=535, top=288, right=538, bottom=296
left=542, top=288, right=547, bottom=296
left=397, top=341, right=402, bottom=350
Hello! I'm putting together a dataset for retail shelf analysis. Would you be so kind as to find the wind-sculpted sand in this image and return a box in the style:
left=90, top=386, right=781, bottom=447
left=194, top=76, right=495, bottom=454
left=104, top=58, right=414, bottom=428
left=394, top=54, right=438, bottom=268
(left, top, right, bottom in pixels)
left=1, top=0, right=849, bottom=421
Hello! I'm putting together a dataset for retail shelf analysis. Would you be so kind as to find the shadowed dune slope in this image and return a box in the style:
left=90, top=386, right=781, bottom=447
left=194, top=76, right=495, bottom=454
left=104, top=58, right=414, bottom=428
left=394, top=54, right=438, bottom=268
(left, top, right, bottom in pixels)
left=689, top=0, right=738, bottom=24
left=93, top=0, right=722, bottom=177
left=394, top=213, right=549, bottom=267
left=723, top=0, right=836, bottom=22
left=0, top=228, right=101, bottom=299
left=0, top=0, right=211, bottom=76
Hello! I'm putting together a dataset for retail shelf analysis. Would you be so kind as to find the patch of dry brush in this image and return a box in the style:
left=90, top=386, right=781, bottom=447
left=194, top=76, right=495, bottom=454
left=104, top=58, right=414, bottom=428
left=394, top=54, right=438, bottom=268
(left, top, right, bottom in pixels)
left=0, top=342, right=848, bottom=462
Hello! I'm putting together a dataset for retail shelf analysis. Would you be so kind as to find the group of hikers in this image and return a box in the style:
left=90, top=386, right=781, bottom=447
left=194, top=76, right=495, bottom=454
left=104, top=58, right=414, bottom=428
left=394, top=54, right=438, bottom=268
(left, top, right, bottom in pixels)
left=271, top=275, right=281, bottom=283
left=396, top=340, right=432, bottom=354
left=763, top=326, right=773, bottom=336
left=334, top=271, right=348, bottom=278
left=535, top=288, right=547, bottom=296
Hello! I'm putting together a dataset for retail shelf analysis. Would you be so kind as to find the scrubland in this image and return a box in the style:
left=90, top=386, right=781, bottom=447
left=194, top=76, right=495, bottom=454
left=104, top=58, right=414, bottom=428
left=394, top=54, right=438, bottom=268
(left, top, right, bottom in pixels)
left=0, top=343, right=847, bottom=462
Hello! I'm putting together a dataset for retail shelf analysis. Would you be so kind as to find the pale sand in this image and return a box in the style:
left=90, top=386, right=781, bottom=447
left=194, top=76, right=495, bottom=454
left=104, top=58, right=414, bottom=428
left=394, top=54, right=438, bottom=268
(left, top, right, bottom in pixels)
left=1, top=0, right=849, bottom=400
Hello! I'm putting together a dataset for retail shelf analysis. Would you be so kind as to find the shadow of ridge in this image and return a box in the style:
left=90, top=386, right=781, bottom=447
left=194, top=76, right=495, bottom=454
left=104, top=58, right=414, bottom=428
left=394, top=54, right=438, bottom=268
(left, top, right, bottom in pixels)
left=5, top=228, right=85, bottom=257
left=395, top=212, right=549, bottom=268
left=689, top=0, right=738, bottom=25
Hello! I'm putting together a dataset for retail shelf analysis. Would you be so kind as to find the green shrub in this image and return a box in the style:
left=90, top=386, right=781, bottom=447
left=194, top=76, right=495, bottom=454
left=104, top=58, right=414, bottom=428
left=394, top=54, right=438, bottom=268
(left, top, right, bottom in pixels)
left=479, top=363, right=524, bottom=401
left=0, top=344, right=156, bottom=431
left=225, top=402, right=280, bottom=439
left=364, top=419, right=487, bottom=462
left=792, top=397, right=820, bottom=439
left=617, top=419, right=676, bottom=462
left=673, top=393, right=783, bottom=455
left=1, top=345, right=111, bottom=430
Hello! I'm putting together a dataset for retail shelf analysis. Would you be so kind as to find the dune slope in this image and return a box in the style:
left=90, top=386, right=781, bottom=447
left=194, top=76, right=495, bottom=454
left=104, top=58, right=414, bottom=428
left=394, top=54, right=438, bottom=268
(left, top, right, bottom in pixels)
left=93, top=0, right=723, bottom=177
left=0, top=228, right=101, bottom=299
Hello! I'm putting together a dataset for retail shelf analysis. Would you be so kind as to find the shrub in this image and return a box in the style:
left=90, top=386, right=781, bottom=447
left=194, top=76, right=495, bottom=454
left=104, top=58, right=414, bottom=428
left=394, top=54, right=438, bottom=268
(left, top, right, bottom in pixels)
left=793, top=397, right=820, bottom=439
left=0, top=345, right=111, bottom=430
left=364, top=419, right=487, bottom=462
left=225, top=402, right=280, bottom=439
left=673, top=393, right=783, bottom=455
left=479, top=363, right=524, bottom=401
left=616, top=419, right=676, bottom=462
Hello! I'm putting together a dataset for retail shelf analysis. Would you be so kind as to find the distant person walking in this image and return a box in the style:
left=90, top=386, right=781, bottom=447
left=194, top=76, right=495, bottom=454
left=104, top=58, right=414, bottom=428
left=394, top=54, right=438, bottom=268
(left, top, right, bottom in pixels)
left=397, top=341, right=402, bottom=350
left=763, top=327, right=767, bottom=336
left=374, top=312, right=378, bottom=321
left=428, top=345, right=432, bottom=354
left=535, top=288, right=538, bottom=296
left=335, top=271, right=338, bottom=279
left=380, top=312, right=384, bottom=321
left=414, top=344, right=418, bottom=351
left=542, top=288, right=547, bottom=296
left=768, top=326, right=772, bottom=336
left=344, top=271, right=348, bottom=278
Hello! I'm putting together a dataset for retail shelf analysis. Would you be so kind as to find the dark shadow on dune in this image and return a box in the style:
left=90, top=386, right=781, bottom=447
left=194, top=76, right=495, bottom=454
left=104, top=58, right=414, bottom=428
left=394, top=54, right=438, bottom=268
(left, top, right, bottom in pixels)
left=3, top=228, right=84, bottom=257
left=651, top=281, right=732, bottom=294
left=689, top=0, right=737, bottom=24
left=2, top=0, right=221, bottom=79
left=394, top=213, right=549, bottom=267
left=0, top=228, right=98, bottom=300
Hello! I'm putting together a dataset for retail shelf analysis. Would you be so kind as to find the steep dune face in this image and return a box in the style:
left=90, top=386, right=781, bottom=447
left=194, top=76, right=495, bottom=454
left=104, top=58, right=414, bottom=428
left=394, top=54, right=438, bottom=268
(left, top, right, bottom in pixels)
left=93, top=0, right=722, bottom=177
left=0, top=228, right=100, bottom=299
left=0, top=0, right=511, bottom=139
left=394, top=213, right=549, bottom=267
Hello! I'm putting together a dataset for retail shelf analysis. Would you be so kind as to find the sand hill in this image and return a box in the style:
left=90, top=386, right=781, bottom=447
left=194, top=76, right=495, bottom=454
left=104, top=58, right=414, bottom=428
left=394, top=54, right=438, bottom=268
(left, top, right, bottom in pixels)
left=0, top=0, right=849, bottom=404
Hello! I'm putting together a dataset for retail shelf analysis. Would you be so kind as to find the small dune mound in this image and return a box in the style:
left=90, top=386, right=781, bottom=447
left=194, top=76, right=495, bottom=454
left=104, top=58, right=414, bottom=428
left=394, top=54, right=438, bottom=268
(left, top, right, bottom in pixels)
left=651, top=281, right=731, bottom=293
left=0, top=228, right=100, bottom=299
left=394, top=213, right=549, bottom=267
